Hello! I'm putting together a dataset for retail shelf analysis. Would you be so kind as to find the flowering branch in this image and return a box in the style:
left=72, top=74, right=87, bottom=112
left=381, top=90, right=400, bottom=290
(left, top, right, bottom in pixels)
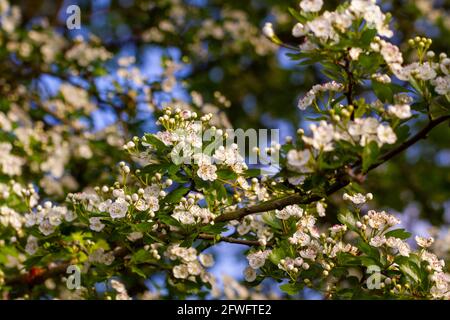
left=216, top=114, right=450, bottom=222
left=197, top=233, right=267, bottom=246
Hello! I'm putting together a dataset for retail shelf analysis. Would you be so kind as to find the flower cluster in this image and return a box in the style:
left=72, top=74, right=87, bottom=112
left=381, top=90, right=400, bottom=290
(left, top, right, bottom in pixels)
left=166, top=245, right=214, bottom=282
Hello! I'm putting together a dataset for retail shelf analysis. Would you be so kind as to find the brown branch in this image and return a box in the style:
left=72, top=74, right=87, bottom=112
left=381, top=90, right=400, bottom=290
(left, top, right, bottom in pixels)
left=215, top=114, right=450, bottom=223
left=4, top=116, right=449, bottom=289
left=4, top=231, right=263, bottom=287
left=367, top=115, right=450, bottom=171
left=5, top=247, right=128, bottom=287
left=197, top=233, right=266, bottom=247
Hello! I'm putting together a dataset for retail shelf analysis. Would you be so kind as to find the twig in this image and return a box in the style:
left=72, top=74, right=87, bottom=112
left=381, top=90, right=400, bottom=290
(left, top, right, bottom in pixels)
left=215, top=114, right=450, bottom=223
left=197, top=233, right=266, bottom=247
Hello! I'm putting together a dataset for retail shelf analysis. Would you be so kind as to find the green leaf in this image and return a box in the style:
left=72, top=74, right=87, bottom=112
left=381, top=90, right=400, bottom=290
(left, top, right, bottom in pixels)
left=143, top=134, right=168, bottom=151
left=280, top=282, right=302, bottom=295
left=288, top=7, right=306, bottom=23
left=398, top=259, right=421, bottom=283
left=132, top=249, right=154, bottom=264
left=337, top=210, right=357, bottom=230
left=362, top=141, right=380, bottom=172
left=141, top=163, right=167, bottom=175
left=269, top=247, right=287, bottom=265
left=360, top=28, right=377, bottom=47
left=244, top=168, right=261, bottom=178
left=372, top=81, right=393, bottom=103
left=216, top=169, right=237, bottom=180
left=163, top=187, right=190, bottom=204
left=356, top=239, right=380, bottom=261
left=131, top=265, right=148, bottom=278
left=384, top=229, right=411, bottom=240
left=262, top=212, right=282, bottom=230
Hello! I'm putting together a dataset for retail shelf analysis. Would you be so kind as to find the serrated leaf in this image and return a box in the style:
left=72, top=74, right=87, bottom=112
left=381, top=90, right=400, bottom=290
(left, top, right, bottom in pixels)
left=279, top=282, right=301, bottom=295
left=399, top=260, right=421, bottom=283
left=143, top=134, right=168, bottom=151
left=372, top=81, right=393, bottom=103
left=132, top=249, right=154, bottom=264
left=337, top=210, right=357, bottom=230
left=163, top=187, right=190, bottom=204
left=131, top=265, right=148, bottom=278
left=384, top=229, right=411, bottom=240
left=216, top=169, right=237, bottom=180
left=362, top=141, right=380, bottom=172
left=288, top=7, right=306, bottom=23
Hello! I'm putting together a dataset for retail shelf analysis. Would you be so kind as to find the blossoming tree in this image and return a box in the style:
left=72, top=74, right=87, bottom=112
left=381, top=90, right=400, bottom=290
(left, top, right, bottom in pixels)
left=0, top=0, right=449, bottom=299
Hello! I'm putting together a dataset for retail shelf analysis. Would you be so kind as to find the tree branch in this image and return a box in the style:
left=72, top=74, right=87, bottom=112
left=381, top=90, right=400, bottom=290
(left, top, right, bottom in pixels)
left=197, top=233, right=265, bottom=246
left=216, top=114, right=450, bottom=223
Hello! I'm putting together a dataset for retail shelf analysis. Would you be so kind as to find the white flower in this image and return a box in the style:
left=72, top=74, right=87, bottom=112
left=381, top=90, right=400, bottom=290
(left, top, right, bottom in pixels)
left=300, top=0, right=323, bottom=13
left=110, top=279, right=127, bottom=293
left=244, top=266, right=257, bottom=282
left=197, top=163, right=217, bottom=181
left=316, top=202, right=326, bottom=217
left=262, top=22, right=275, bottom=38
left=349, top=48, right=363, bottom=60
left=329, top=224, right=347, bottom=237
left=372, top=73, right=391, bottom=84
left=343, top=192, right=373, bottom=205
left=386, top=237, right=410, bottom=256
left=127, top=231, right=143, bottom=242
left=25, top=235, right=38, bottom=255
left=415, top=236, right=434, bottom=248
left=275, top=205, right=303, bottom=220
left=380, top=42, right=403, bottom=65
left=212, top=146, right=226, bottom=163
left=187, top=261, right=202, bottom=276
left=377, top=124, right=397, bottom=145
left=143, top=184, right=160, bottom=199
left=247, top=250, right=271, bottom=269
left=300, top=247, right=317, bottom=260
left=289, top=231, right=311, bottom=246
left=287, top=149, right=310, bottom=172
left=298, top=92, right=315, bottom=110
left=302, top=121, right=335, bottom=152
left=388, top=104, right=411, bottom=119
left=299, top=215, right=316, bottom=229
left=394, top=93, right=413, bottom=105
left=89, top=217, right=105, bottom=232
left=431, top=76, right=450, bottom=95
left=370, top=235, right=386, bottom=247
left=39, top=220, right=56, bottom=236
left=307, top=16, right=336, bottom=42
left=421, top=251, right=444, bottom=272
left=292, top=23, right=308, bottom=37
left=134, top=198, right=149, bottom=212
left=108, top=198, right=129, bottom=219
left=199, top=253, right=214, bottom=267
left=430, top=272, right=450, bottom=299
left=415, top=63, right=437, bottom=81
left=397, top=241, right=411, bottom=257
left=367, top=210, right=399, bottom=229
left=147, top=196, right=160, bottom=212
left=173, top=264, right=189, bottom=279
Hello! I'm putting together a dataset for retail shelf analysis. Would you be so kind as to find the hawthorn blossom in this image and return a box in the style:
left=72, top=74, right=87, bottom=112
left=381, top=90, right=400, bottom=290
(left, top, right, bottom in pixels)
left=415, top=236, right=434, bottom=248
left=377, top=124, right=397, bottom=145
left=388, top=104, right=412, bottom=119
left=299, top=0, right=323, bottom=13
left=89, top=217, right=105, bottom=232
left=343, top=192, right=373, bottom=205
left=108, top=198, right=129, bottom=219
